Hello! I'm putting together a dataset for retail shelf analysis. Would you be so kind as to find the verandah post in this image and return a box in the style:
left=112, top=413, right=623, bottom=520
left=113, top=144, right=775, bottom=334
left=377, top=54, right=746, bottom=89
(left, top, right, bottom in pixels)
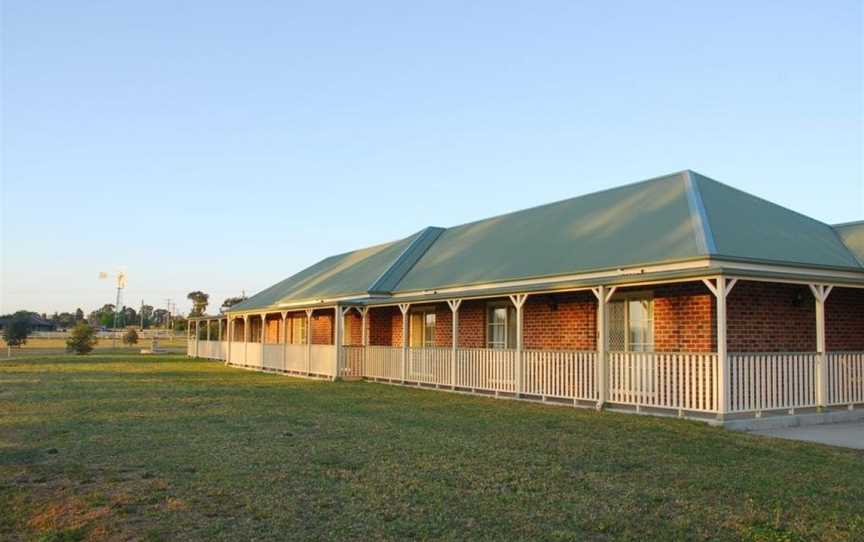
left=243, top=314, right=249, bottom=365
left=399, top=304, right=411, bottom=383
left=509, top=294, right=528, bottom=397
left=305, top=308, right=313, bottom=375
left=591, top=285, right=615, bottom=409
left=447, top=299, right=461, bottom=389
left=703, top=277, right=737, bottom=418
left=333, top=306, right=344, bottom=381
left=809, top=284, right=833, bottom=408
left=226, top=317, right=231, bottom=365
left=360, top=307, right=369, bottom=377
left=280, top=311, right=287, bottom=371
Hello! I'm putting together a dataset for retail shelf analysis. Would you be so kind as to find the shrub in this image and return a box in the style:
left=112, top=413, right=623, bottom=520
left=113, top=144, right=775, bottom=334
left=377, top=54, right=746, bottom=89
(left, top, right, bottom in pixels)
left=123, top=328, right=139, bottom=346
left=66, top=322, right=97, bottom=355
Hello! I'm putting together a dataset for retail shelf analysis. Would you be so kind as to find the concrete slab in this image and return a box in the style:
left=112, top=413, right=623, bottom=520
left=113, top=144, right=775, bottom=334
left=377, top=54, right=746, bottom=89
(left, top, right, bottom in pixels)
left=753, top=421, right=864, bottom=449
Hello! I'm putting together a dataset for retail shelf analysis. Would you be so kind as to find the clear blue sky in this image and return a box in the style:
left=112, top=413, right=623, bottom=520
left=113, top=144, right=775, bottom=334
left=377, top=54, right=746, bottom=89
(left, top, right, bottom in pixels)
left=1, top=1, right=862, bottom=316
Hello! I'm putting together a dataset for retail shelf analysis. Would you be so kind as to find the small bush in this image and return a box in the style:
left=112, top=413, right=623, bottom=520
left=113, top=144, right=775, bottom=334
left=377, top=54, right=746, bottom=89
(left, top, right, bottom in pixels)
left=123, top=328, right=139, bottom=346
left=66, top=322, right=97, bottom=355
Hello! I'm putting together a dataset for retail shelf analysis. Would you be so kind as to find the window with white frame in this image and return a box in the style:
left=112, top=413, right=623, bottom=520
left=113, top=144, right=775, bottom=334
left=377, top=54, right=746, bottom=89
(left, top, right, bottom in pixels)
left=291, top=317, right=307, bottom=345
left=486, top=303, right=517, bottom=349
left=409, top=309, right=436, bottom=347
left=608, top=295, right=654, bottom=352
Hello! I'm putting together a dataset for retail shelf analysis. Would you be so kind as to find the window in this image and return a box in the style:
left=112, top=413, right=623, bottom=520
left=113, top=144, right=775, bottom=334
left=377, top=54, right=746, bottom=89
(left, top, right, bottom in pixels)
left=608, top=296, right=654, bottom=352
left=486, top=304, right=516, bottom=349
left=409, top=309, right=436, bottom=347
left=291, top=317, right=307, bottom=345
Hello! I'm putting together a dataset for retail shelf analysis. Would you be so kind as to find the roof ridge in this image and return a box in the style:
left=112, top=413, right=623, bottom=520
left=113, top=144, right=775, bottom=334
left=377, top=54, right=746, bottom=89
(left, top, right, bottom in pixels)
left=833, top=220, right=864, bottom=228
left=367, top=226, right=445, bottom=294
left=437, top=170, right=692, bottom=232
left=684, top=171, right=717, bottom=255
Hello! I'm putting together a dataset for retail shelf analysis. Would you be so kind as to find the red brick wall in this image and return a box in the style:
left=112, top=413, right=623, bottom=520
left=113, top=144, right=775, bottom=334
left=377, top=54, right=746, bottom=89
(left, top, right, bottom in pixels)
left=457, top=300, right=486, bottom=348
left=651, top=283, right=715, bottom=352
left=344, top=311, right=363, bottom=345
left=368, top=307, right=396, bottom=346
left=265, top=316, right=280, bottom=343
left=826, top=287, right=864, bottom=351
left=523, top=292, right=596, bottom=350
left=311, top=311, right=333, bottom=345
left=728, top=281, right=815, bottom=352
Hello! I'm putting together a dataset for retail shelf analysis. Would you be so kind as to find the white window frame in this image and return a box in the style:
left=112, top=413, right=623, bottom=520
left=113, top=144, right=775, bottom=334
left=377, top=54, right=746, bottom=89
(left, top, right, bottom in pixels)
left=409, top=307, right=437, bottom=348
left=486, top=302, right=516, bottom=350
left=608, top=291, right=655, bottom=353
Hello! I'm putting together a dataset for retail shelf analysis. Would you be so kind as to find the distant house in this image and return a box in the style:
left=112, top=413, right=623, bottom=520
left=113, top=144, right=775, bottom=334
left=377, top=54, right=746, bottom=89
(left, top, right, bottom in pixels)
left=188, top=171, right=864, bottom=424
left=0, top=314, right=56, bottom=332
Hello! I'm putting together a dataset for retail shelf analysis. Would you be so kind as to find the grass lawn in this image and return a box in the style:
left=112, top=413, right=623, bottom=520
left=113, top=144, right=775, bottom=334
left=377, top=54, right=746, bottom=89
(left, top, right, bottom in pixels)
left=1, top=336, right=187, bottom=358
left=2, top=355, right=863, bottom=541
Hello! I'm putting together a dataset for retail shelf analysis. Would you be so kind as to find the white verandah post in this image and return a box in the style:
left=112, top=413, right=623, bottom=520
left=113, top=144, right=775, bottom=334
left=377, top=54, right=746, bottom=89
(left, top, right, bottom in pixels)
left=703, top=277, right=737, bottom=418
left=226, top=317, right=232, bottom=365
left=281, top=311, right=287, bottom=371
left=509, top=294, right=528, bottom=396
left=334, top=306, right=346, bottom=380
left=305, top=308, right=313, bottom=375
left=360, top=307, right=369, bottom=376
left=591, top=285, right=616, bottom=409
left=809, top=284, right=833, bottom=408
left=447, top=299, right=462, bottom=389
left=243, top=315, right=249, bottom=365
left=399, top=303, right=411, bottom=383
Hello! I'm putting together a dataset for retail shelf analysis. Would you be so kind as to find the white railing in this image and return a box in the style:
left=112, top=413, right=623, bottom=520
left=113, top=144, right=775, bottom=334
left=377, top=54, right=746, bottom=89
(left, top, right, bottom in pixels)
left=230, top=343, right=245, bottom=365
left=523, top=350, right=597, bottom=401
left=827, top=352, right=864, bottom=406
left=187, top=340, right=196, bottom=357
left=341, top=346, right=365, bottom=378
left=285, top=344, right=306, bottom=372
left=365, top=346, right=402, bottom=380
left=728, top=353, right=818, bottom=413
left=246, top=343, right=263, bottom=368
left=309, top=345, right=335, bottom=377
left=455, top=348, right=516, bottom=393
left=407, top=347, right=451, bottom=385
left=609, top=352, right=719, bottom=413
left=263, top=344, right=283, bottom=371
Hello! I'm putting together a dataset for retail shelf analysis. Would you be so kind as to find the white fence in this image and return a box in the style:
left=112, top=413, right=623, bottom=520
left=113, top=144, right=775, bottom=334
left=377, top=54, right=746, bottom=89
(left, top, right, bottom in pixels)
left=285, top=344, right=307, bottom=372
left=828, top=352, right=864, bottom=406
left=192, top=339, right=864, bottom=417
left=728, top=353, right=818, bottom=413
left=523, top=350, right=597, bottom=401
left=408, top=347, right=451, bottom=385
left=341, top=346, right=365, bottom=378
left=365, top=346, right=402, bottom=380
left=309, top=345, right=335, bottom=377
left=455, top=348, right=516, bottom=393
left=609, top=352, right=719, bottom=413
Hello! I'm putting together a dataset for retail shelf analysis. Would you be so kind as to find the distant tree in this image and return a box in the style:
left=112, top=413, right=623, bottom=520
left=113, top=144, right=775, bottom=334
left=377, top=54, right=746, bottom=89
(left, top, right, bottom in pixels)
left=54, top=312, right=75, bottom=329
left=140, top=305, right=154, bottom=328
left=122, top=328, right=139, bottom=346
left=75, top=308, right=84, bottom=322
left=220, top=296, right=248, bottom=312
left=3, top=311, right=32, bottom=353
left=187, top=291, right=209, bottom=317
left=152, top=308, right=169, bottom=327
left=66, top=322, right=97, bottom=355
left=173, top=316, right=187, bottom=332
left=122, top=306, right=137, bottom=326
left=99, top=312, right=114, bottom=328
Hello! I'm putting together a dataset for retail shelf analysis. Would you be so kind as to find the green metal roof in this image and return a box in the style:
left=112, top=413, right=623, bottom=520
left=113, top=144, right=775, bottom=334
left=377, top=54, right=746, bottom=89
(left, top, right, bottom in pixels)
left=229, top=170, right=864, bottom=313
left=692, top=172, right=862, bottom=270
left=834, top=221, right=864, bottom=266
left=229, top=230, right=426, bottom=312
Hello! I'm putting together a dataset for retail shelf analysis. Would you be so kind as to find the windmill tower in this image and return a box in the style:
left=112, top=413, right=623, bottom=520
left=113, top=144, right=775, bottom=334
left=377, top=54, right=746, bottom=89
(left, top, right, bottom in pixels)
left=99, top=269, right=127, bottom=347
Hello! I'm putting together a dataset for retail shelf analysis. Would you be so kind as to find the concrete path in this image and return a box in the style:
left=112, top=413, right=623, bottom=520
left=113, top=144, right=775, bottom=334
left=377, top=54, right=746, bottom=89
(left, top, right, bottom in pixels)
left=753, top=421, right=864, bottom=450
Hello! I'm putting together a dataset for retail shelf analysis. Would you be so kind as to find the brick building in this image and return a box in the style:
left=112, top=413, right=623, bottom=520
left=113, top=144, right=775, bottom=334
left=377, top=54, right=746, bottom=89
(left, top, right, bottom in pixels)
left=189, top=171, right=864, bottom=422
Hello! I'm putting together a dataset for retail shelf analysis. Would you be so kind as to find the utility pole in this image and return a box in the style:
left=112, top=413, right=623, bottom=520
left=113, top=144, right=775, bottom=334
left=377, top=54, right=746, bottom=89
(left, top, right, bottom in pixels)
left=140, top=300, right=144, bottom=329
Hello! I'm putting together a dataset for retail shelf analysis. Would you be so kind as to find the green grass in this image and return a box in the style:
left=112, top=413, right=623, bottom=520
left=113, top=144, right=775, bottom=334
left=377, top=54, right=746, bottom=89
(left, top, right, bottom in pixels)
left=2, top=354, right=863, bottom=541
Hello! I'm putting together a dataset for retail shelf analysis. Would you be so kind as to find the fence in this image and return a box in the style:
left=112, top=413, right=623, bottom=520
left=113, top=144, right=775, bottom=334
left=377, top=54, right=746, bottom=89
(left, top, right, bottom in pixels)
left=609, top=352, right=719, bottom=413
